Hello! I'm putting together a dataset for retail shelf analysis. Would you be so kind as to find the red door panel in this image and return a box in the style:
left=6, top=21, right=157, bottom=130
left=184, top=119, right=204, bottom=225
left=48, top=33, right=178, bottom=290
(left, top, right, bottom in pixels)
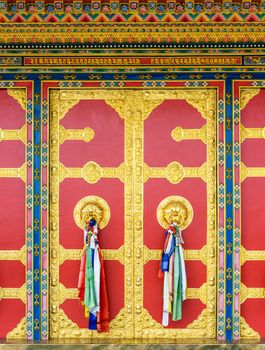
left=0, top=89, right=26, bottom=338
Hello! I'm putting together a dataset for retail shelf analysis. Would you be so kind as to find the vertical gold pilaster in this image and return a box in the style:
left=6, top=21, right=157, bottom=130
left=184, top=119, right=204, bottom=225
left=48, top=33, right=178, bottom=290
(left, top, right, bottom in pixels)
left=122, top=94, right=134, bottom=338
left=133, top=95, right=145, bottom=337
left=204, top=91, right=217, bottom=338
left=49, top=90, right=60, bottom=338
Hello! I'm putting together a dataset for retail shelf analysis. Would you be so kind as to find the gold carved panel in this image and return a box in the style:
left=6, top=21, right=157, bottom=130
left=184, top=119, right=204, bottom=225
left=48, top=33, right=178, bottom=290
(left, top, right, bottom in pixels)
left=49, top=88, right=217, bottom=340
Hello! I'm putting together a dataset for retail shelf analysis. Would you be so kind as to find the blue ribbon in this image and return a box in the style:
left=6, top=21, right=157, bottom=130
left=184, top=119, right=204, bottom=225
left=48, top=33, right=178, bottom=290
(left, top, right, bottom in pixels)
left=161, top=231, right=175, bottom=272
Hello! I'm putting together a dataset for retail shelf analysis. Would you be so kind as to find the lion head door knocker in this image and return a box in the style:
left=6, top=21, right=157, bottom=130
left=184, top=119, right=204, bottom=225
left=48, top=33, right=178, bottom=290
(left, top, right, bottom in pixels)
left=74, top=196, right=110, bottom=332
left=157, top=195, right=193, bottom=326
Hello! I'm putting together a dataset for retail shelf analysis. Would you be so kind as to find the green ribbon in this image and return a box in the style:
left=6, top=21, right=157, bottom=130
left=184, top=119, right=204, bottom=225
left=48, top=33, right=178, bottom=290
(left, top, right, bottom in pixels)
left=84, top=246, right=97, bottom=309
left=172, top=246, right=182, bottom=321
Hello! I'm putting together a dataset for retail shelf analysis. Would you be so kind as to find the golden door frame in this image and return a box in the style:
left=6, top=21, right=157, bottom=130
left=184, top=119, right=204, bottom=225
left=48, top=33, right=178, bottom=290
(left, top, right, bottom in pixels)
left=49, top=88, right=217, bottom=340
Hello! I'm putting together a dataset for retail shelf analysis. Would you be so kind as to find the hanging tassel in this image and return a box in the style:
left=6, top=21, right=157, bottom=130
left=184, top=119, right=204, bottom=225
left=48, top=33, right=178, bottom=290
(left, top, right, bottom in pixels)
left=160, top=223, right=187, bottom=326
left=77, top=218, right=109, bottom=332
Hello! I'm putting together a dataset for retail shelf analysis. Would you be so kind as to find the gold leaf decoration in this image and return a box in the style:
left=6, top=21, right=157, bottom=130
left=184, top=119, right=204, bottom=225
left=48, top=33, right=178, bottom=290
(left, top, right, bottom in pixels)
left=240, top=316, right=260, bottom=339
left=7, top=88, right=27, bottom=111
left=6, top=317, right=26, bottom=339
left=240, top=88, right=261, bottom=111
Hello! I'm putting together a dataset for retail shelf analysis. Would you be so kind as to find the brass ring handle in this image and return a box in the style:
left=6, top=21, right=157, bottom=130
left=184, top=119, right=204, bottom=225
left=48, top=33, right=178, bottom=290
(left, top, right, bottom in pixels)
left=73, top=195, right=111, bottom=230
left=157, top=195, right=193, bottom=230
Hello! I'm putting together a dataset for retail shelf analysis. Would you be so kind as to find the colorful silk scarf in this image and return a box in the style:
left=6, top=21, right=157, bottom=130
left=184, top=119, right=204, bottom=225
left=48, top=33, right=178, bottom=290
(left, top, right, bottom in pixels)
left=77, top=219, right=109, bottom=332
left=159, top=222, right=187, bottom=326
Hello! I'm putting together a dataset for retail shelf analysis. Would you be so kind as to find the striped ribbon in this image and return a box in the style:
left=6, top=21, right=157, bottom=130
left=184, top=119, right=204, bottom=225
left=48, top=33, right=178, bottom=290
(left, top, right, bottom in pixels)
left=77, top=219, right=109, bottom=332
left=160, top=223, right=187, bottom=326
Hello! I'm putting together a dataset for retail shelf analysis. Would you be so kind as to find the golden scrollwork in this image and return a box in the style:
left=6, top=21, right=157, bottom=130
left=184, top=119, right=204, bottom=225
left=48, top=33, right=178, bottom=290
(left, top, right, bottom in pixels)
left=0, top=23, right=264, bottom=44
left=49, top=88, right=217, bottom=340
left=0, top=125, right=27, bottom=144
left=240, top=162, right=265, bottom=182
left=59, top=284, right=77, bottom=304
left=0, top=245, right=26, bottom=265
left=0, top=163, right=27, bottom=182
left=59, top=162, right=125, bottom=184
left=58, top=94, right=81, bottom=120
left=59, top=245, right=125, bottom=265
left=59, top=90, right=128, bottom=120
left=59, top=125, right=95, bottom=144
left=187, top=308, right=216, bottom=338
left=143, top=162, right=207, bottom=184
left=240, top=316, right=260, bottom=339
left=73, top=195, right=110, bottom=230
left=141, top=308, right=213, bottom=338
left=49, top=90, right=61, bottom=338
left=171, top=125, right=207, bottom=144
left=143, top=245, right=207, bottom=265
left=101, top=246, right=125, bottom=264
left=157, top=195, right=194, bottom=230
left=7, top=88, right=27, bottom=111
left=240, top=88, right=261, bottom=111
left=57, top=281, right=207, bottom=305
left=240, top=246, right=265, bottom=265
left=187, top=284, right=207, bottom=304
left=241, top=125, right=265, bottom=142
left=140, top=89, right=215, bottom=120
left=240, top=283, right=265, bottom=304
left=57, top=308, right=128, bottom=338
left=6, top=317, right=26, bottom=339
left=57, top=309, right=80, bottom=337
left=0, top=284, right=26, bottom=303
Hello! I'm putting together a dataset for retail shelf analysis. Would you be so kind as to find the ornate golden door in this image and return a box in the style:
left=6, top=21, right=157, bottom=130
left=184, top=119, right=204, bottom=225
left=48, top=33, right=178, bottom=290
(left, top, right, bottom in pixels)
left=49, top=88, right=217, bottom=340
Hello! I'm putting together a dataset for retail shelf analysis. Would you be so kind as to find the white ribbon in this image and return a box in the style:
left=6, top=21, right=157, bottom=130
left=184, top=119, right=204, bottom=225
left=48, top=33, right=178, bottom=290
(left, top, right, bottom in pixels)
left=162, top=234, right=174, bottom=326
left=89, top=224, right=101, bottom=315
left=162, top=227, right=187, bottom=326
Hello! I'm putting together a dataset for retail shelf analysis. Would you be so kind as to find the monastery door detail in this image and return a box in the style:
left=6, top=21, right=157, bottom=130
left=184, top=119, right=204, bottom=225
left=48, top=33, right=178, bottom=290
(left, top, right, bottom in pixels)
left=0, top=85, right=32, bottom=339
left=238, top=85, right=265, bottom=339
left=49, top=87, right=218, bottom=339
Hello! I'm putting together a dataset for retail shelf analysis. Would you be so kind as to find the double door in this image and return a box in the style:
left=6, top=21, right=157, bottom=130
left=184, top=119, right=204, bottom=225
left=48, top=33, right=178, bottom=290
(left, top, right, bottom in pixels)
left=49, top=88, right=217, bottom=340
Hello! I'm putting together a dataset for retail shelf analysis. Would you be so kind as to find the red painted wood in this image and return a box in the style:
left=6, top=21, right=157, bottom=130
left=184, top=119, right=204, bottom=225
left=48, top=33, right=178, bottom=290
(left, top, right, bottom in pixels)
left=0, top=261, right=25, bottom=287
left=144, top=178, right=207, bottom=250
left=60, top=100, right=124, bottom=167
left=0, top=90, right=25, bottom=129
left=242, top=261, right=265, bottom=288
left=0, top=141, right=25, bottom=167
left=241, top=89, right=265, bottom=128
left=144, top=99, right=206, bottom=167
left=0, top=179, right=25, bottom=250
left=59, top=178, right=124, bottom=250
left=241, top=139, right=265, bottom=167
left=241, top=299, right=265, bottom=338
left=241, top=178, right=265, bottom=250
left=0, top=300, right=25, bottom=338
